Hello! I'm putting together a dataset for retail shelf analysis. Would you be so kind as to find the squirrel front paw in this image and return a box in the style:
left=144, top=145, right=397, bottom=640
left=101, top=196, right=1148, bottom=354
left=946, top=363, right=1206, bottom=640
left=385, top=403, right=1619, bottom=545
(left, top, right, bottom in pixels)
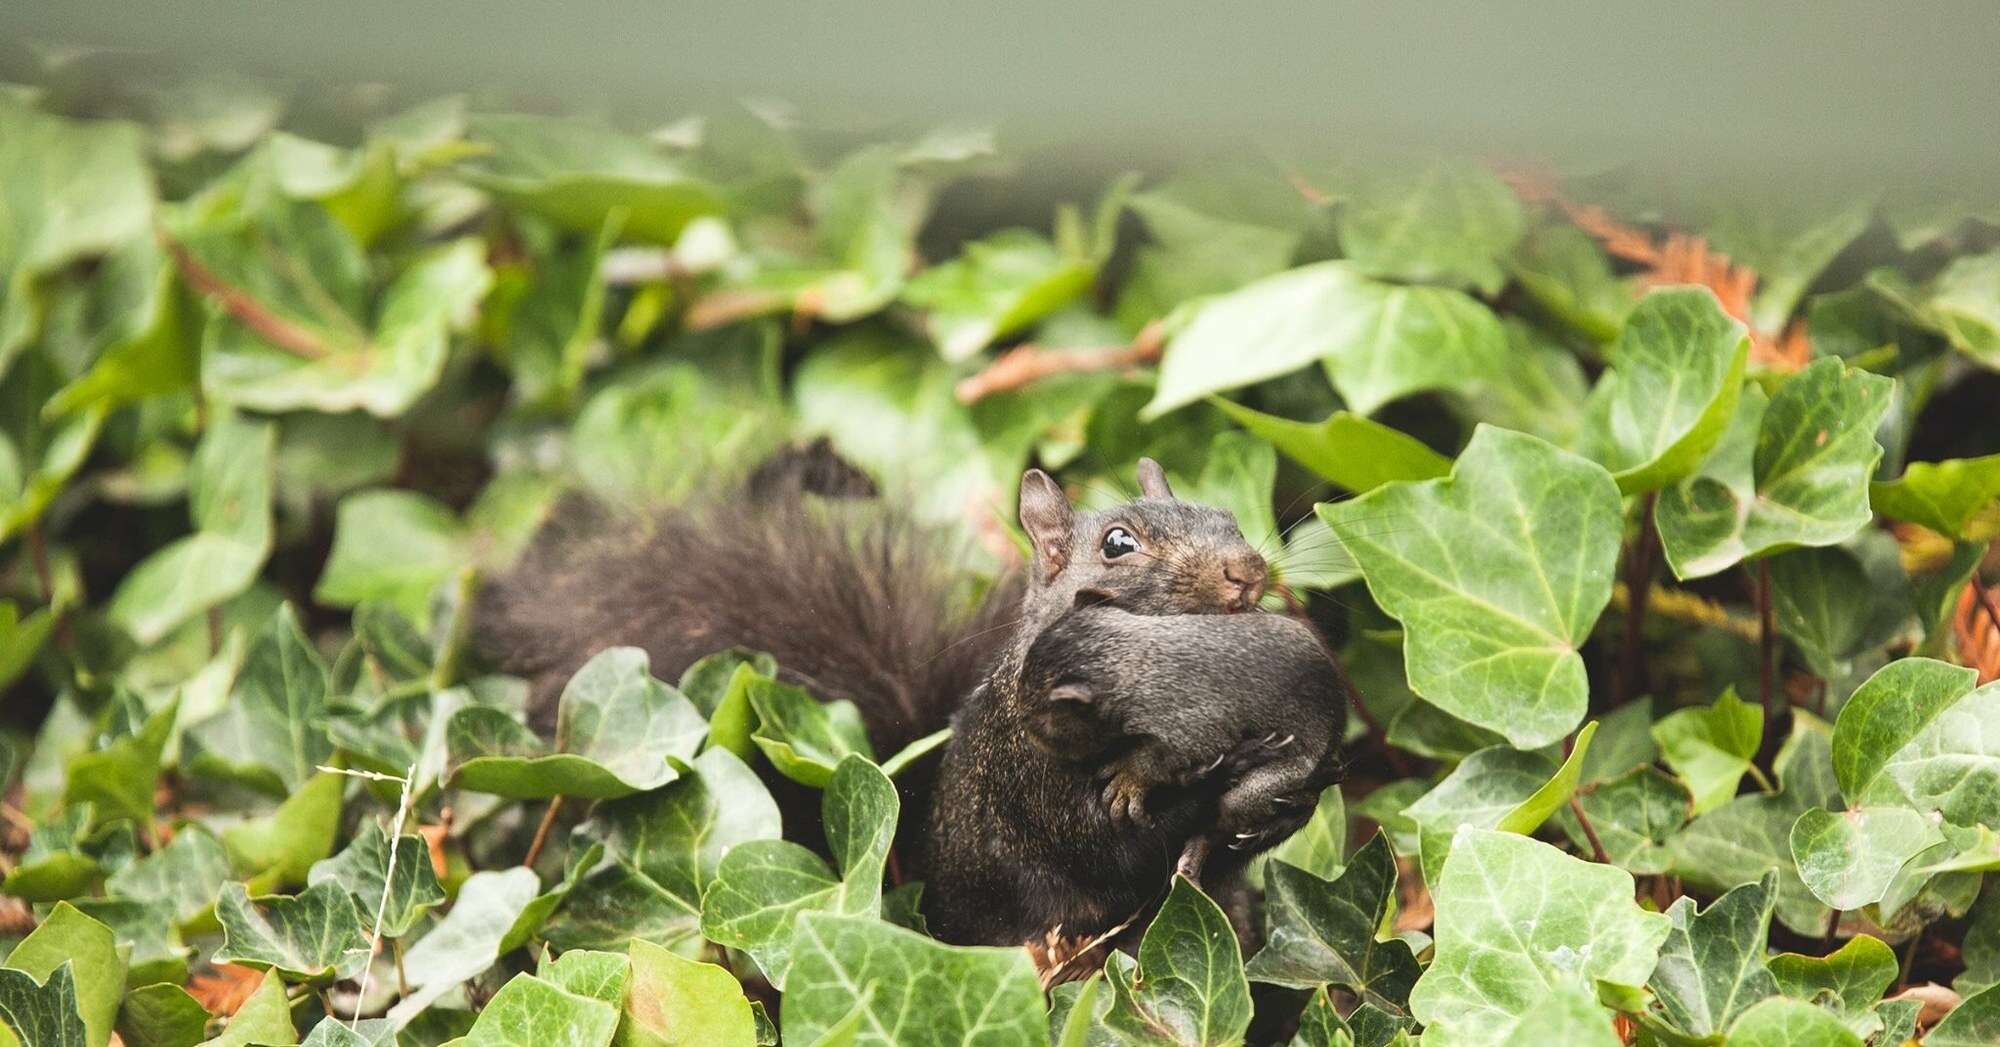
left=1220, top=788, right=1315, bottom=852
left=1100, top=771, right=1153, bottom=826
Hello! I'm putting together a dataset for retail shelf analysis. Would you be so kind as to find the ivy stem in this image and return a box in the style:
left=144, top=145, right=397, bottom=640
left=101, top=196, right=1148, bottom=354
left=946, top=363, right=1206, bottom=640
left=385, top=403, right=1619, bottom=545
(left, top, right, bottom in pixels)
left=1755, top=560, right=1778, bottom=730
left=1616, top=493, right=1661, bottom=705
left=1568, top=798, right=1611, bottom=864
left=429, top=566, right=480, bottom=693
left=23, top=522, right=72, bottom=652
left=523, top=796, right=564, bottom=868
left=1822, top=907, right=1841, bottom=954
left=392, top=937, right=409, bottom=997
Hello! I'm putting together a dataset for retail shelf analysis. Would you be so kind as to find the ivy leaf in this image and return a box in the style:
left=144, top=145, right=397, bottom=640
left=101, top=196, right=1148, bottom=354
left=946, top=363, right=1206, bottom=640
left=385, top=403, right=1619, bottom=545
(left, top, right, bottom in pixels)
left=0, top=602, right=53, bottom=692
left=1404, top=723, right=1596, bottom=883
left=1321, top=426, right=1622, bottom=748
left=69, top=897, right=189, bottom=985
left=385, top=867, right=542, bottom=1026
left=1703, top=196, right=1874, bottom=333
left=1790, top=806, right=1944, bottom=911
left=901, top=228, right=1096, bottom=361
left=108, top=826, right=230, bottom=927
left=1870, top=454, right=2000, bottom=539
left=220, top=771, right=345, bottom=886
left=214, top=880, right=369, bottom=985
left=1118, top=167, right=1312, bottom=323
left=744, top=676, right=874, bottom=788
left=492, top=214, right=619, bottom=409
left=1655, top=359, right=1893, bottom=580
left=1642, top=873, right=1779, bottom=1040
left=699, top=756, right=895, bottom=988
left=1210, top=400, right=1451, bottom=495
left=6, top=903, right=123, bottom=1047
left=1580, top=287, right=1749, bottom=494
left=1147, top=262, right=1506, bottom=419
left=622, top=938, right=758, bottom=1047
left=3, top=806, right=106, bottom=903
left=114, top=983, right=210, bottom=1047
left=1102, top=877, right=1252, bottom=1047
left=1767, top=935, right=1898, bottom=1040
left=545, top=747, right=780, bottom=952
left=678, top=648, right=777, bottom=721
left=1410, top=829, right=1669, bottom=1047
left=199, top=971, right=293, bottom=1047
left=1723, top=998, right=1864, bottom=1047
left=313, top=490, right=470, bottom=629
left=538, top=948, right=628, bottom=1005
left=459, top=973, right=620, bottom=1047
left=448, top=646, right=705, bottom=800
left=1335, top=160, right=1525, bottom=295
left=1263, top=783, right=1347, bottom=882
left=183, top=604, right=331, bottom=795
left=107, top=413, right=275, bottom=645
left=782, top=913, right=1046, bottom=1047
left=1768, top=546, right=1902, bottom=684
left=306, top=822, right=446, bottom=939
left=1930, top=983, right=2000, bottom=1047
left=1245, top=834, right=1420, bottom=1014
left=462, top=113, right=726, bottom=244
left=1922, top=251, right=2000, bottom=370
left=1552, top=766, right=1689, bottom=875
left=63, top=696, right=176, bottom=826
left=0, top=963, right=87, bottom=1047
left=0, top=96, right=153, bottom=370
left=1832, top=658, right=2000, bottom=826
left=1652, top=688, right=1763, bottom=816
left=1508, top=225, right=1630, bottom=342
left=298, top=1018, right=394, bottom=1046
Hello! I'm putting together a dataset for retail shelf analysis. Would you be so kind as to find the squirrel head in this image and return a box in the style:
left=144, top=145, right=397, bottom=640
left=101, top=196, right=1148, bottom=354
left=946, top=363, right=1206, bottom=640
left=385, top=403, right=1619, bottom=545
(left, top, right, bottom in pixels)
left=1017, top=458, right=1269, bottom=624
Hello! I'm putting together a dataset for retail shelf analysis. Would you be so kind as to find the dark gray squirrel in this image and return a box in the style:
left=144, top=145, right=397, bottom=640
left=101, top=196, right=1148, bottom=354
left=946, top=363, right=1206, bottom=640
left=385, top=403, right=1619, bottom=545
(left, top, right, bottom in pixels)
left=475, top=440, right=1346, bottom=953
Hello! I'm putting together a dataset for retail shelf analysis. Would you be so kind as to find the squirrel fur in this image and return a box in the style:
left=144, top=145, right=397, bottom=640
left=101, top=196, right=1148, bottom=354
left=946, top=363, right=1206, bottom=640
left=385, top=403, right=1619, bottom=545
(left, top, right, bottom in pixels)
left=475, top=441, right=1346, bottom=947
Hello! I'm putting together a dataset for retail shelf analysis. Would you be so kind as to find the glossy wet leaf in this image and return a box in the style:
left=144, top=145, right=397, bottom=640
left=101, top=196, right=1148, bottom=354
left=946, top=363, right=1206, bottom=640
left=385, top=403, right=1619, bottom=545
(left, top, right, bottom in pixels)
left=449, top=646, right=705, bottom=799
left=306, top=822, right=446, bottom=938
left=699, top=756, right=895, bottom=988
left=784, top=913, right=1046, bottom=1047
left=1653, top=688, right=1763, bottom=816
left=1581, top=287, right=1749, bottom=494
left=1210, top=400, right=1451, bottom=495
left=1655, top=359, right=1894, bottom=579
left=214, top=880, right=369, bottom=985
left=1644, top=873, right=1778, bottom=1039
left=1411, top=830, right=1668, bottom=1046
left=1246, top=835, right=1419, bottom=1013
left=1832, top=658, right=2000, bottom=827
left=1322, top=426, right=1621, bottom=748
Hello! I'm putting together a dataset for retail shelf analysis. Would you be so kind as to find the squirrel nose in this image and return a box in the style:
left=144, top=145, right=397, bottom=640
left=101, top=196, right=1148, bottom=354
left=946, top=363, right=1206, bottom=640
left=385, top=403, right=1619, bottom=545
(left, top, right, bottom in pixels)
left=1222, top=557, right=1268, bottom=609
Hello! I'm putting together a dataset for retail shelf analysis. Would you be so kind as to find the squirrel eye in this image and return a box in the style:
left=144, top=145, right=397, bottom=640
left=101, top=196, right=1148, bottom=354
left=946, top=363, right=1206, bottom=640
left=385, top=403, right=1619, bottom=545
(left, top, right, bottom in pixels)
left=1100, top=527, right=1140, bottom=559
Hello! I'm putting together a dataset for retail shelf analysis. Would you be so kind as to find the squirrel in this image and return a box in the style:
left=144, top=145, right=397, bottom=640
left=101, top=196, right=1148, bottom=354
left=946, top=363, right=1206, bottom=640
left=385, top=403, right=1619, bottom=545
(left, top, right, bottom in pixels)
left=475, top=441, right=1346, bottom=950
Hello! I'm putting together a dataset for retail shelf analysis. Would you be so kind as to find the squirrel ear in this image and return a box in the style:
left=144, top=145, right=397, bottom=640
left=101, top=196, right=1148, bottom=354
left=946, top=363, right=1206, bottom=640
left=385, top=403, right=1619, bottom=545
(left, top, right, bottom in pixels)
left=1136, top=457, right=1174, bottom=499
left=1019, top=469, right=1074, bottom=577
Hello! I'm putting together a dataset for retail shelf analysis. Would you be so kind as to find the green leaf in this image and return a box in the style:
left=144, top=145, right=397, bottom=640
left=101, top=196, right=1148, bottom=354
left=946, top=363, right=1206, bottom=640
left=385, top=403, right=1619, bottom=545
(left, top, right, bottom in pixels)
left=698, top=756, right=895, bottom=988
left=1320, top=426, right=1622, bottom=747
left=0, top=963, right=87, bottom=1047
left=386, top=867, right=543, bottom=1025
left=1870, top=454, right=2000, bottom=540
left=313, top=490, right=470, bottom=629
left=299, top=1018, right=394, bottom=1047
left=1655, top=359, right=1894, bottom=580
left=462, top=113, right=726, bottom=244
left=1930, top=984, right=2000, bottom=1047
left=1704, top=196, right=1874, bottom=333
left=64, top=697, right=176, bottom=826
left=0, top=602, right=53, bottom=691
left=184, top=604, right=331, bottom=795
left=0, top=96, right=153, bottom=371
left=1581, top=287, right=1750, bottom=494
left=1767, top=935, right=1898, bottom=1039
left=1723, top=997, right=1863, bottom=1047
left=106, top=826, right=230, bottom=928
left=70, top=898, right=189, bottom=985
left=214, top=881, right=368, bottom=984
left=107, top=413, right=275, bottom=645
left=1790, top=806, right=1944, bottom=911
left=1653, top=689, right=1763, bottom=816
left=1644, top=873, right=1779, bottom=1039
left=1264, top=783, right=1347, bottom=881
left=2, top=805, right=104, bottom=903
left=783, top=912, right=1047, bottom=1047
left=1832, top=658, right=2000, bottom=826
left=1923, top=251, right=2000, bottom=369
left=546, top=747, right=780, bottom=953
left=1246, top=834, right=1420, bottom=1013
left=677, top=649, right=777, bottom=720
left=460, top=973, right=620, bottom=1047
left=493, top=214, right=619, bottom=409
left=1335, top=160, right=1525, bottom=295
left=568, top=359, right=783, bottom=506
left=1410, top=829, right=1670, bottom=1047
left=198, top=971, right=293, bottom=1047
left=620, top=938, right=757, bottom=1047
left=902, top=228, right=1095, bottom=361
left=1768, top=546, right=1896, bottom=683
left=743, top=676, right=874, bottom=789
left=1553, top=766, right=1689, bottom=875
left=1210, top=400, right=1451, bottom=495
left=448, top=646, right=705, bottom=799
left=6, top=903, right=123, bottom=1047
left=1402, top=725, right=1593, bottom=884
left=1104, top=877, right=1252, bottom=1046
left=115, top=984, right=210, bottom=1047
left=540, top=949, right=628, bottom=1006
left=306, top=822, right=446, bottom=939
left=1508, top=225, right=1630, bottom=342
left=220, top=771, right=345, bottom=886
left=1147, top=262, right=1506, bottom=419
left=1119, top=168, right=1312, bottom=323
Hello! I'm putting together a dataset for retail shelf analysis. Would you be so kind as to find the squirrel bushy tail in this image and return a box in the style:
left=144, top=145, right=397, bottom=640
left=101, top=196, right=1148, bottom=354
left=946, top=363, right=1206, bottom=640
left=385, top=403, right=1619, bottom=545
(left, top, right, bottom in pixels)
left=474, top=443, right=1019, bottom=752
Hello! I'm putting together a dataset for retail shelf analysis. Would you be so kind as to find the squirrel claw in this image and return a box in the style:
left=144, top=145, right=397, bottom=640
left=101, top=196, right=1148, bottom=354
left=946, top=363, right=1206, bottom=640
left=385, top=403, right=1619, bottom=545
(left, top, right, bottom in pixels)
left=1102, top=776, right=1151, bottom=826
left=1261, top=732, right=1294, bottom=749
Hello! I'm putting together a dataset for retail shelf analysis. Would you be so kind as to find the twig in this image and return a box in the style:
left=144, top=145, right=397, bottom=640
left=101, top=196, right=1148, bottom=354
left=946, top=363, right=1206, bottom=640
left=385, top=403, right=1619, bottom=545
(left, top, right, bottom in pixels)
left=317, top=763, right=417, bottom=1028
left=524, top=796, right=564, bottom=869
left=954, top=321, right=1166, bottom=404
left=1756, top=560, right=1778, bottom=730
left=1568, top=798, right=1611, bottom=864
left=429, top=567, right=480, bottom=693
left=1823, top=907, right=1841, bottom=954
left=159, top=229, right=332, bottom=360
left=1616, top=493, right=1661, bottom=704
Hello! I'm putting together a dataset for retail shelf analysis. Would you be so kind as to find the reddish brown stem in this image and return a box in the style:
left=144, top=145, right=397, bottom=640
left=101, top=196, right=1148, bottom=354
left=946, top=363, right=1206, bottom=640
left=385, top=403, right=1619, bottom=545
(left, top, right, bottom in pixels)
left=160, top=231, right=332, bottom=360
left=523, top=796, right=564, bottom=868
left=954, top=321, right=1166, bottom=404
left=1976, top=578, right=2000, bottom=636
left=1568, top=798, right=1611, bottom=864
